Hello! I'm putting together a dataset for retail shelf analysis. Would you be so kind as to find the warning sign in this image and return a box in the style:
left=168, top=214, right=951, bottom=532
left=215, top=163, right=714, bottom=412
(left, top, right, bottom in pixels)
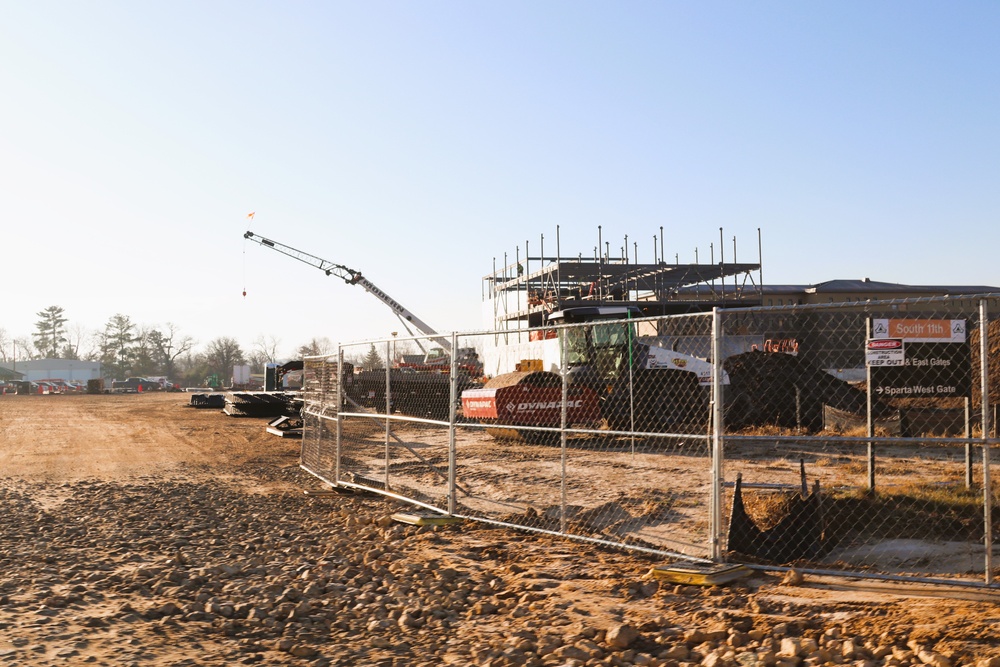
left=865, top=338, right=904, bottom=367
left=868, top=319, right=971, bottom=398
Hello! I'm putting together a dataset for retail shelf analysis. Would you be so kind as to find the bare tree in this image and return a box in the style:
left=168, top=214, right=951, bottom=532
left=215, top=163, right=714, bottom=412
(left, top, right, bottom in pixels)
left=64, top=323, right=92, bottom=360
left=297, top=337, right=334, bottom=357
left=13, top=336, right=36, bottom=361
left=147, top=323, right=195, bottom=380
left=205, top=337, right=246, bottom=383
left=249, top=334, right=282, bottom=370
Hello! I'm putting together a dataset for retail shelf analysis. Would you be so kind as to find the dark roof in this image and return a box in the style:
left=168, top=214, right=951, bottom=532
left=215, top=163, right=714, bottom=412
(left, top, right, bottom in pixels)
left=674, top=279, right=1000, bottom=297
left=0, top=366, right=25, bottom=381
left=807, top=279, right=1000, bottom=294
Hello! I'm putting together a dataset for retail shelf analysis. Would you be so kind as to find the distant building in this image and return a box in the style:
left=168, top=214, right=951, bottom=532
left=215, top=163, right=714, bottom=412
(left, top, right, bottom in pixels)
left=0, top=359, right=103, bottom=383
left=674, top=278, right=1000, bottom=307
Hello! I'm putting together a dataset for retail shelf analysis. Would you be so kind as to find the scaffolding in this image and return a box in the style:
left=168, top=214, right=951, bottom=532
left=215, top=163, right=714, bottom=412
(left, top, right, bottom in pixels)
left=485, top=255, right=762, bottom=332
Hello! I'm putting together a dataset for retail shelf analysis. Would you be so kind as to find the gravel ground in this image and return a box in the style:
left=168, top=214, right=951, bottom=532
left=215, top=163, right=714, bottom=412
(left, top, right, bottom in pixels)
left=1, top=394, right=999, bottom=666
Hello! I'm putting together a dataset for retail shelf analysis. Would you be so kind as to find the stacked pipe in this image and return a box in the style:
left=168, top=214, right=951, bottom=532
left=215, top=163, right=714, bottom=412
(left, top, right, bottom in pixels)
left=223, top=391, right=294, bottom=418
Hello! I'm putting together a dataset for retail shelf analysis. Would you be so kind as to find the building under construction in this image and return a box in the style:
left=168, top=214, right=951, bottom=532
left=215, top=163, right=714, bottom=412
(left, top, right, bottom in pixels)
left=482, top=227, right=763, bottom=332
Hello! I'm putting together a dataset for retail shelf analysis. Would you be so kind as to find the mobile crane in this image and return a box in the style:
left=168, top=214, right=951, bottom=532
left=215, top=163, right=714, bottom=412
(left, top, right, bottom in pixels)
left=244, top=231, right=451, bottom=351
left=243, top=230, right=480, bottom=419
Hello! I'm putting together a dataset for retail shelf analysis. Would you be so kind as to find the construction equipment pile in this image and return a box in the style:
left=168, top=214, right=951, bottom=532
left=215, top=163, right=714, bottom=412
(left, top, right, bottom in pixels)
left=723, top=351, right=890, bottom=431
left=223, top=391, right=297, bottom=418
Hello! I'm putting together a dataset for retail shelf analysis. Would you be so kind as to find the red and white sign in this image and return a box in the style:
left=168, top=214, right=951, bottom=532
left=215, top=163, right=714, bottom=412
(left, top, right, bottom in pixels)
left=866, top=338, right=904, bottom=367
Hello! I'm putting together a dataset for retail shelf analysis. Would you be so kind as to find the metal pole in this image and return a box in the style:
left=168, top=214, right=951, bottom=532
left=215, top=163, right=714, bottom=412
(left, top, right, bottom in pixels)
left=965, top=397, right=973, bottom=489
left=659, top=226, right=664, bottom=267
left=866, top=318, right=875, bottom=492
left=710, top=243, right=715, bottom=292
left=515, top=246, right=521, bottom=335
left=979, top=299, right=992, bottom=584
left=335, top=345, right=344, bottom=485
left=598, top=226, right=603, bottom=302
left=384, top=339, right=391, bottom=491
left=540, top=233, right=545, bottom=307
left=525, top=239, right=530, bottom=315
left=556, top=225, right=561, bottom=310
left=796, top=387, right=802, bottom=433
left=711, top=307, right=725, bottom=560
left=448, top=332, right=458, bottom=516
left=627, top=309, right=636, bottom=457
left=560, top=323, right=569, bottom=535
left=757, top=227, right=763, bottom=298
left=732, top=235, right=737, bottom=297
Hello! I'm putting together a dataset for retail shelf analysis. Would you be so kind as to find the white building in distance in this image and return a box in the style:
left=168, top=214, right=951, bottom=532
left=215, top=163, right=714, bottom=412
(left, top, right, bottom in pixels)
left=0, top=359, right=103, bottom=383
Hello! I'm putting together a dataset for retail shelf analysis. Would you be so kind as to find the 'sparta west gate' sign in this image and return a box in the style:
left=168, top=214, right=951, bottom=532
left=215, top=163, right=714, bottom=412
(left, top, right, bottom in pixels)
left=868, top=319, right=970, bottom=398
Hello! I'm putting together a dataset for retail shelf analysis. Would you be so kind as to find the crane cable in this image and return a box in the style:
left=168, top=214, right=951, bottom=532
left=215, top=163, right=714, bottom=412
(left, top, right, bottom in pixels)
left=243, top=212, right=255, bottom=298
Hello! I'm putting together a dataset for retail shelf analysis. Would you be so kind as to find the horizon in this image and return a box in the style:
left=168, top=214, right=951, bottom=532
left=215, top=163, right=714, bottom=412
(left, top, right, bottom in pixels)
left=3, top=3, right=998, bottom=355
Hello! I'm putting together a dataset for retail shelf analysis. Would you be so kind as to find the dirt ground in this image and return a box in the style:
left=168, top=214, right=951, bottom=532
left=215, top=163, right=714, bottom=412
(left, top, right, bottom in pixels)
left=0, top=392, right=998, bottom=666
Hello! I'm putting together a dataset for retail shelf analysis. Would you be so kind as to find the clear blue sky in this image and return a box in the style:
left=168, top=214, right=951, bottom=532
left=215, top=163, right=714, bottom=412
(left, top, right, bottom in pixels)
left=2, top=2, right=998, bottom=359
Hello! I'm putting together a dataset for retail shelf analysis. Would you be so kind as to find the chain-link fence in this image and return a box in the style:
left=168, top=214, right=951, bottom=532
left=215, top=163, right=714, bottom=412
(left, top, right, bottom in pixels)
left=300, top=296, right=999, bottom=586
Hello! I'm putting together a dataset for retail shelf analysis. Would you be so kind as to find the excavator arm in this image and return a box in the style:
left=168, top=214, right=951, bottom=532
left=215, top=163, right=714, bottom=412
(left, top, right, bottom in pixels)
left=243, top=230, right=451, bottom=351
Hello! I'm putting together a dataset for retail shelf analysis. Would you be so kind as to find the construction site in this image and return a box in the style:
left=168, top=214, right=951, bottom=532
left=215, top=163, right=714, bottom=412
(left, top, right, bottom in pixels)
left=2, top=228, right=999, bottom=667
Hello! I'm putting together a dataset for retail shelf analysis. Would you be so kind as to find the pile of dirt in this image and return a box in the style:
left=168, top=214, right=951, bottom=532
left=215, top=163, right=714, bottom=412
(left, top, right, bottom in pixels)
left=970, top=318, right=1000, bottom=406
left=723, top=351, right=892, bottom=431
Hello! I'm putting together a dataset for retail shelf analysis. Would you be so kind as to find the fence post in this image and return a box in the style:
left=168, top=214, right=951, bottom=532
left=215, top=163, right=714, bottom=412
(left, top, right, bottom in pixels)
left=711, top=307, right=724, bottom=561
left=965, top=397, right=972, bottom=489
left=384, top=340, right=391, bottom=491
left=979, top=299, right=993, bottom=584
left=560, top=324, right=569, bottom=535
left=865, top=317, right=876, bottom=492
left=335, top=346, right=343, bottom=486
left=448, top=332, right=458, bottom=516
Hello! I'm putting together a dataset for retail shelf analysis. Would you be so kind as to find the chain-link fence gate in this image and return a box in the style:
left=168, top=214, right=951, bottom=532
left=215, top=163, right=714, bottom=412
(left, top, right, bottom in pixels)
left=300, top=296, right=999, bottom=587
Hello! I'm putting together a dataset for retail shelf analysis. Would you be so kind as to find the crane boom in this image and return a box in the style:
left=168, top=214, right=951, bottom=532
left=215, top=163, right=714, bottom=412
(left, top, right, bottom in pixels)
left=243, top=231, right=451, bottom=351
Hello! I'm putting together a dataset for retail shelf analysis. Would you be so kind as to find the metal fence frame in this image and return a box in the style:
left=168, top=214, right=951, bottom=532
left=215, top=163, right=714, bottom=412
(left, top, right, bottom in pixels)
left=300, top=295, right=999, bottom=587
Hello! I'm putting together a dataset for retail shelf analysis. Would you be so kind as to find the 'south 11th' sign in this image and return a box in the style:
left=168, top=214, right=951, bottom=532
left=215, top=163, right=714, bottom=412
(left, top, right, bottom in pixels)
left=869, top=319, right=971, bottom=398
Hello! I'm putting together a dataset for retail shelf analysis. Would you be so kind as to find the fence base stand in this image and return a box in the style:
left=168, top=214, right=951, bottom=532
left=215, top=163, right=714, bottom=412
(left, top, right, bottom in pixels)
left=303, top=485, right=376, bottom=497
left=391, top=511, right=464, bottom=527
left=648, top=562, right=752, bottom=586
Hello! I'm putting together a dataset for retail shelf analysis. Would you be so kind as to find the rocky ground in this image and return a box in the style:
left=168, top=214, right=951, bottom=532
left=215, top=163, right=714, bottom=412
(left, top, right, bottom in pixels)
left=0, top=393, right=999, bottom=666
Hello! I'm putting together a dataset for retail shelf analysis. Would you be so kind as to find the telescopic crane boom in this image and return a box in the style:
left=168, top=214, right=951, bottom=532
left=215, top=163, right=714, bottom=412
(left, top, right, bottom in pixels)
left=243, top=231, right=451, bottom=351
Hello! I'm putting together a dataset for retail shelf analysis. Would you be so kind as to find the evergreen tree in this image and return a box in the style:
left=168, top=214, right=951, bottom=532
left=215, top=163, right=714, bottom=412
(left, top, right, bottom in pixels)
left=100, top=314, right=137, bottom=379
left=32, top=306, right=68, bottom=358
left=362, top=344, right=384, bottom=370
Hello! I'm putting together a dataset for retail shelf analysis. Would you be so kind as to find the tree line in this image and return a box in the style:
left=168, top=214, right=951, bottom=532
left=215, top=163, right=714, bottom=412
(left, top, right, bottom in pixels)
left=0, top=305, right=350, bottom=386
left=0, top=306, right=424, bottom=386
